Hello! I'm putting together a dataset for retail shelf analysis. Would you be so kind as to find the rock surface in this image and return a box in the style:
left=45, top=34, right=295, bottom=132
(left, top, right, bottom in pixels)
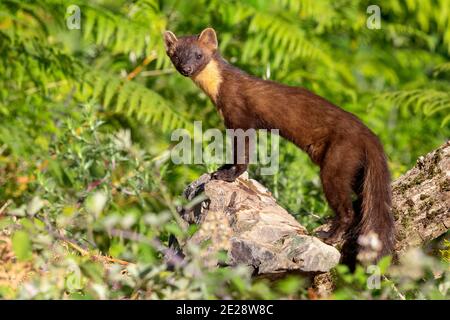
left=180, top=172, right=341, bottom=275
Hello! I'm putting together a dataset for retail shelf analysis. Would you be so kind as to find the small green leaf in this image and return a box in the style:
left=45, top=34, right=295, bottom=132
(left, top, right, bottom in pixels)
left=26, top=196, right=45, bottom=216
left=66, top=272, right=83, bottom=291
left=378, top=255, right=392, bottom=274
left=12, top=231, right=33, bottom=262
left=164, top=223, right=183, bottom=238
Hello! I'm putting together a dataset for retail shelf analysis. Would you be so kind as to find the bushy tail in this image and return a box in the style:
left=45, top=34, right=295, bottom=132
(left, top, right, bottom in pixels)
left=357, top=139, right=395, bottom=262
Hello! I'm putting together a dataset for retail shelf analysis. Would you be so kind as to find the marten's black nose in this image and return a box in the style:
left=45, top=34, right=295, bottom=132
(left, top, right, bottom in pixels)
left=181, top=66, right=192, bottom=76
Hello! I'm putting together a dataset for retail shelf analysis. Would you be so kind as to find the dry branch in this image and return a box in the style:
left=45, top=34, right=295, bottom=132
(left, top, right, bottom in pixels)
left=392, top=141, right=449, bottom=253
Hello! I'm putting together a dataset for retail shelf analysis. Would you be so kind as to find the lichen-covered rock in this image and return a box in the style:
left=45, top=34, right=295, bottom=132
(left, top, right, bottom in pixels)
left=181, top=173, right=341, bottom=274
left=392, top=141, right=450, bottom=254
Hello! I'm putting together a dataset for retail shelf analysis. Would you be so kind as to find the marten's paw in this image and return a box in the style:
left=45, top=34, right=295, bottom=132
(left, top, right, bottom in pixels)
left=211, top=170, right=238, bottom=182
left=211, top=164, right=248, bottom=182
left=322, top=235, right=342, bottom=245
left=316, top=229, right=344, bottom=245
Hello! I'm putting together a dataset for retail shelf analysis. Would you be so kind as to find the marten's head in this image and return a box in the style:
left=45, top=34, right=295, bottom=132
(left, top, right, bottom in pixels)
left=163, top=28, right=218, bottom=77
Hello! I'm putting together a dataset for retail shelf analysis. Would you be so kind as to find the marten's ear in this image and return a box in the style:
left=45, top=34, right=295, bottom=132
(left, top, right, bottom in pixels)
left=198, top=28, right=218, bottom=51
left=163, top=31, right=178, bottom=52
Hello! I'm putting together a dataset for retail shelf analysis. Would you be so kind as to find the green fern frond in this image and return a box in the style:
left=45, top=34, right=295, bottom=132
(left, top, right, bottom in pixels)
left=380, top=89, right=450, bottom=126
left=434, top=62, right=450, bottom=76
left=0, top=31, right=79, bottom=100
left=386, top=0, right=450, bottom=53
left=81, top=2, right=170, bottom=68
left=83, top=72, right=192, bottom=133
left=246, top=11, right=332, bottom=69
left=386, top=23, right=436, bottom=51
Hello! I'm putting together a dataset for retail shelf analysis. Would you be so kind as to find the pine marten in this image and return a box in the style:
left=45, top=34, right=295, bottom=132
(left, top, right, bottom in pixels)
left=163, top=27, right=395, bottom=265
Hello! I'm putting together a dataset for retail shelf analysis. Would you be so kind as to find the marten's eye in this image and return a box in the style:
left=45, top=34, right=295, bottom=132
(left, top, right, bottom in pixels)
left=196, top=53, right=203, bottom=60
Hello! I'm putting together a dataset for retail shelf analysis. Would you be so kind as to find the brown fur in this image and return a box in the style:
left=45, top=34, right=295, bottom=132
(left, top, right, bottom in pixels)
left=164, top=28, right=395, bottom=266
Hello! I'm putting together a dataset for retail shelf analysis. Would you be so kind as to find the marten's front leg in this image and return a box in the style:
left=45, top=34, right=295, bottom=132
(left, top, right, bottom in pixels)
left=211, top=133, right=249, bottom=182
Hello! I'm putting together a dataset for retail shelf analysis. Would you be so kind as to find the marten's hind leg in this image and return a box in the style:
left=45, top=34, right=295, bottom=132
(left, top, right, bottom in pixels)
left=318, top=146, right=362, bottom=245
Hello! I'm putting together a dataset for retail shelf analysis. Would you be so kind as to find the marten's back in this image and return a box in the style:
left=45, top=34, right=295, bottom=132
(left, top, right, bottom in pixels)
left=217, top=64, right=373, bottom=149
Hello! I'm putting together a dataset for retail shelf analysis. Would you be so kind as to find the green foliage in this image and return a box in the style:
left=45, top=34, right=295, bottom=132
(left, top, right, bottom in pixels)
left=85, top=71, right=191, bottom=132
left=0, top=0, right=449, bottom=300
left=11, top=230, right=32, bottom=262
left=441, top=239, right=450, bottom=263
left=0, top=109, right=311, bottom=299
left=333, top=253, right=449, bottom=300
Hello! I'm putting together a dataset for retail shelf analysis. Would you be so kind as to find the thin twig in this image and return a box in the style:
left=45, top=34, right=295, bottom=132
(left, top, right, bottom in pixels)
left=139, top=69, right=174, bottom=77
left=126, top=51, right=158, bottom=81
left=65, top=238, right=130, bottom=266
left=0, top=200, right=12, bottom=216
left=108, top=228, right=184, bottom=267
left=35, top=215, right=131, bottom=266
left=19, top=80, right=68, bottom=96
left=0, top=144, right=7, bottom=156
left=383, top=275, right=406, bottom=300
